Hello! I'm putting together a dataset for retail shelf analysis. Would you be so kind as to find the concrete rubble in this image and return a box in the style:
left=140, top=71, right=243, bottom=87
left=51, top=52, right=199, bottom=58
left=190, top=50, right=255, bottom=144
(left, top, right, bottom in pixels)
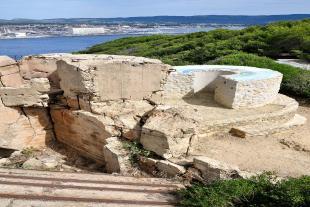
left=0, top=54, right=307, bottom=181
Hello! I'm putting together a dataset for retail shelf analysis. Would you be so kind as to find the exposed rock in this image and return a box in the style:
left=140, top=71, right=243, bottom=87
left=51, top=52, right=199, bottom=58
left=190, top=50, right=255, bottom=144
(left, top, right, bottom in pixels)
left=141, top=106, right=197, bottom=159
left=9, top=150, right=22, bottom=159
left=0, top=73, right=24, bottom=87
left=65, top=97, right=79, bottom=110
left=0, top=158, right=11, bottom=167
left=95, top=100, right=154, bottom=140
left=0, top=101, right=53, bottom=150
left=41, top=157, right=59, bottom=169
left=156, top=160, right=186, bottom=177
left=0, top=87, right=50, bottom=107
left=22, top=158, right=44, bottom=170
left=30, top=78, right=51, bottom=93
left=0, top=64, right=19, bottom=76
left=185, top=167, right=204, bottom=183
left=19, top=55, right=60, bottom=89
left=138, top=156, right=158, bottom=175
left=193, top=156, right=241, bottom=183
left=56, top=54, right=170, bottom=101
left=51, top=108, right=119, bottom=163
left=0, top=56, right=16, bottom=67
left=75, top=156, right=87, bottom=166
left=103, top=137, right=131, bottom=174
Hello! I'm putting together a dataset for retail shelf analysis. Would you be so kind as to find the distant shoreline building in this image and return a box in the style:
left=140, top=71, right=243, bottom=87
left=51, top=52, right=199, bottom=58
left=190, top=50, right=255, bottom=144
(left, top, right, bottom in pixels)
left=71, top=27, right=107, bottom=35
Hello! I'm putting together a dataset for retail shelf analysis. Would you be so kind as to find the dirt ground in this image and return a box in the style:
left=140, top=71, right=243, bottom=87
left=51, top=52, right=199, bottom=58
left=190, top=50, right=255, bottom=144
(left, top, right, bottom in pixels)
left=191, top=100, right=310, bottom=178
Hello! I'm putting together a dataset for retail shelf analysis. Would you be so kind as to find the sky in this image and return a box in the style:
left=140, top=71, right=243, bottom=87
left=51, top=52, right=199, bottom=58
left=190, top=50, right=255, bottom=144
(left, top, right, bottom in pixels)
left=0, top=0, right=309, bottom=19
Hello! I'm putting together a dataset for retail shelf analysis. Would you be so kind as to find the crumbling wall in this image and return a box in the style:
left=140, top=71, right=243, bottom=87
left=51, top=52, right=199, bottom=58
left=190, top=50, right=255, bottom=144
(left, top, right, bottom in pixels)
left=0, top=56, right=54, bottom=150
left=0, top=54, right=305, bottom=181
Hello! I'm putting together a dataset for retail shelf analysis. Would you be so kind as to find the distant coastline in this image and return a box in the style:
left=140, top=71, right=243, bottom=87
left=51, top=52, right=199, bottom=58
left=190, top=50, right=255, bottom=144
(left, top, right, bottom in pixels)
left=0, top=24, right=245, bottom=40
left=1, top=14, right=309, bottom=25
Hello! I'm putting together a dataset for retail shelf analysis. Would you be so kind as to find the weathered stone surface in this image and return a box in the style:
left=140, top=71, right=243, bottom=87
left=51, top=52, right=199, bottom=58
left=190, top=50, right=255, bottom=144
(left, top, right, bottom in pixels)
left=156, top=160, right=186, bottom=177
left=90, top=100, right=154, bottom=140
left=0, top=101, right=53, bottom=150
left=165, top=65, right=283, bottom=109
left=66, top=96, right=80, bottom=110
left=51, top=108, right=119, bottom=162
left=0, top=64, right=19, bottom=76
left=138, top=156, right=158, bottom=174
left=22, top=158, right=44, bottom=170
left=0, top=77, right=51, bottom=107
left=230, top=113, right=307, bottom=138
left=23, top=107, right=54, bottom=146
left=56, top=54, right=170, bottom=101
left=0, top=73, right=24, bottom=87
left=193, top=156, right=241, bottom=182
left=0, top=158, right=11, bottom=167
left=30, top=78, right=51, bottom=93
left=141, top=106, right=197, bottom=159
left=0, top=87, right=49, bottom=107
left=19, top=55, right=60, bottom=89
left=0, top=56, right=16, bottom=67
left=103, top=137, right=131, bottom=174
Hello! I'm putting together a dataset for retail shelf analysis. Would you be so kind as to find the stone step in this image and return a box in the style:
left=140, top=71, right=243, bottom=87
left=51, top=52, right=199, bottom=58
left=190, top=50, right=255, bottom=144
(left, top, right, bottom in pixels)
left=230, top=114, right=307, bottom=138
left=0, top=168, right=183, bottom=207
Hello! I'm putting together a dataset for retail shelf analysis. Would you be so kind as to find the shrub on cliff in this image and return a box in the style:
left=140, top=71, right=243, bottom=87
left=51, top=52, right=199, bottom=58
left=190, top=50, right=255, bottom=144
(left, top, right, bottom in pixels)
left=178, top=173, right=310, bottom=207
left=78, top=19, right=310, bottom=98
left=78, top=19, right=310, bottom=65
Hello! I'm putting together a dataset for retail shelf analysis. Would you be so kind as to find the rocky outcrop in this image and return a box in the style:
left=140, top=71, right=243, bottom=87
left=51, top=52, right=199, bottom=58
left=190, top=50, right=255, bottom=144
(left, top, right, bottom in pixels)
left=141, top=106, right=198, bottom=159
left=103, top=137, right=132, bottom=174
left=193, top=156, right=242, bottom=183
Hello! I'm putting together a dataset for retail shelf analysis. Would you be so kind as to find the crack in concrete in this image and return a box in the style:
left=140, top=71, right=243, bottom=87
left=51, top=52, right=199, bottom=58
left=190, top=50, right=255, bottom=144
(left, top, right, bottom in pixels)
left=186, top=134, right=196, bottom=156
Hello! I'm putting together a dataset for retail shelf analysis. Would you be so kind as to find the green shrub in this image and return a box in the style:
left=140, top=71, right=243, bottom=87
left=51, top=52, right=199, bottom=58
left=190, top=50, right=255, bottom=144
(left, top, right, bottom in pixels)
left=78, top=19, right=310, bottom=64
left=123, top=141, right=153, bottom=164
left=209, top=53, right=310, bottom=98
left=77, top=19, right=310, bottom=98
left=178, top=173, right=310, bottom=207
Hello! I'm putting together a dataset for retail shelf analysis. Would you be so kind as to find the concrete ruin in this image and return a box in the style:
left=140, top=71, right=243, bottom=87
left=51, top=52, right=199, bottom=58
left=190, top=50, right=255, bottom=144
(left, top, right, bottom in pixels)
left=0, top=54, right=308, bottom=180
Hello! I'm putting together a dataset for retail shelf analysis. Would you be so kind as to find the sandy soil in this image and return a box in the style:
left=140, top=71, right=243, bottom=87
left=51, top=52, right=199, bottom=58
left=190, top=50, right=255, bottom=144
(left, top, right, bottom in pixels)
left=191, top=101, right=310, bottom=177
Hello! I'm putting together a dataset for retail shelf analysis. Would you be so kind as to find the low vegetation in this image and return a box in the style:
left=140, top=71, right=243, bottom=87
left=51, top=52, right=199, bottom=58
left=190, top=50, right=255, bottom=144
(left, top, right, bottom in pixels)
left=78, top=19, right=310, bottom=98
left=178, top=173, right=310, bottom=207
left=79, top=19, right=310, bottom=64
left=123, top=141, right=153, bottom=164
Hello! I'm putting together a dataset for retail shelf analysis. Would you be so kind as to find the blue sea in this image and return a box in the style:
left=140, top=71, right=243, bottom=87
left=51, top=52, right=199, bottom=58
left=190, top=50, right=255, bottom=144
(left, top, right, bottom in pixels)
left=0, top=25, right=245, bottom=59
left=0, top=34, right=137, bottom=60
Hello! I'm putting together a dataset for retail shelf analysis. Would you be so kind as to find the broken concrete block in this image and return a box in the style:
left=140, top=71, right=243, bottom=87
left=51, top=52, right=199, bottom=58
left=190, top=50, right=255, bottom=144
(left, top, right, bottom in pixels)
left=138, top=156, right=158, bottom=175
left=56, top=54, right=170, bottom=101
left=0, top=56, right=16, bottom=67
left=156, top=160, right=186, bottom=177
left=193, top=156, right=241, bottom=183
left=0, top=64, right=19, bottom=76
left=19, top=55, right=60, bottom=89
left=66, top=97, right=80, bottom=110
left=51, top=108, right=119, bottom=163
left=0, top=73, right=24, bottom=87
left=0, top=87, right=49, bottom=107
left=141, top=107, right=197, bottom=159
left=103, top=137, right=131, bottom=174
left=0, top=101, right=54, bottom=150
left=30, top=78, right=51, bottom=93
left=22, top=158, right=44, bottom=170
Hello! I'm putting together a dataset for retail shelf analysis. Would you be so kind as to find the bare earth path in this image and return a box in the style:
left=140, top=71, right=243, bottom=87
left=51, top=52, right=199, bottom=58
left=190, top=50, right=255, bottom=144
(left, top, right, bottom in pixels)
left=191, top=101, right=310, bottom=177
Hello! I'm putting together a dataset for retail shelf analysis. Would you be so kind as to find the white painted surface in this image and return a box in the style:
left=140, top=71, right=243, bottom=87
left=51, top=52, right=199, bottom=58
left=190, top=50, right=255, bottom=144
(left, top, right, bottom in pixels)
left=163, top=65, right=283, bottom=109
